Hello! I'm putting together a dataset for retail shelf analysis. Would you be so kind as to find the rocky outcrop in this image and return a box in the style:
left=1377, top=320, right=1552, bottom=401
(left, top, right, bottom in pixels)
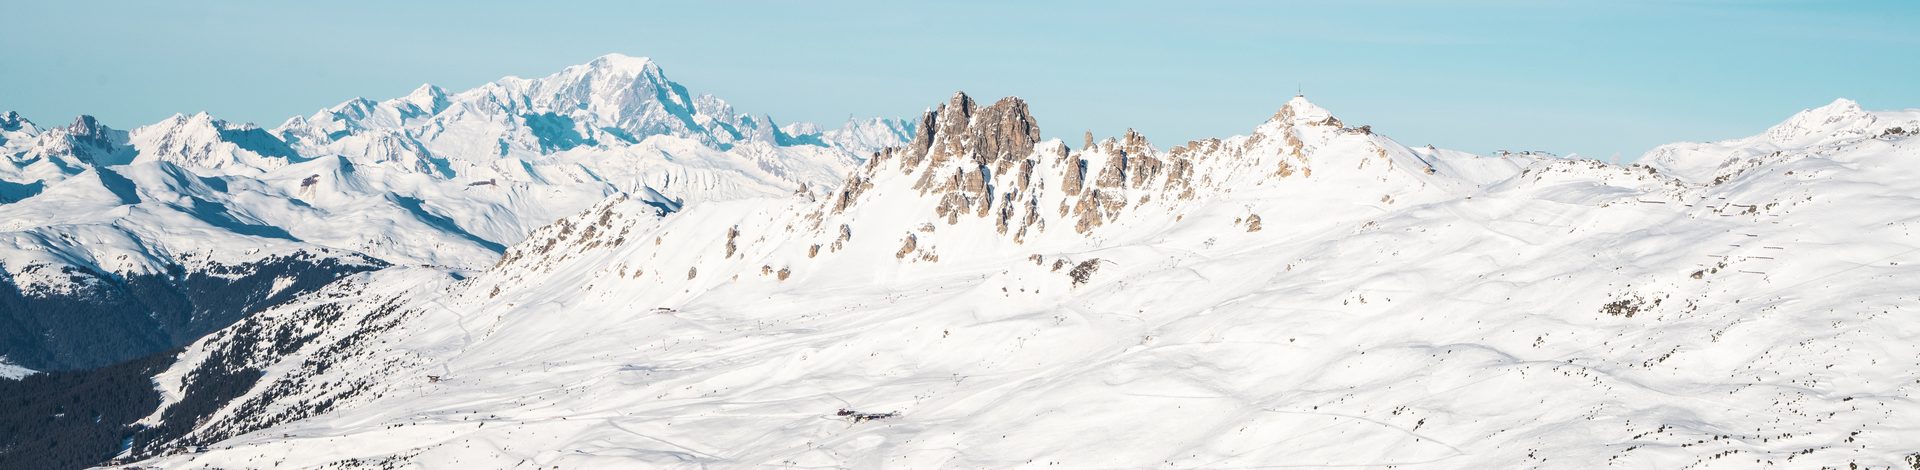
left=900, top=93, right=1043, bottom=225
left=839, top=92, right=1054, bottom=241
left=1065, top=129, right=1159, bottom=233
left=809, top=92, right=1439, bottom=256
left=895, top=233, right=918, bottom=259
left=66, top=115, right=118, bottom=153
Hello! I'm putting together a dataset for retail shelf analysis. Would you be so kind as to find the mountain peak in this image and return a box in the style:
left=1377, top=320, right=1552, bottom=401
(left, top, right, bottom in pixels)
left=1249, top=95, right=1345, bottom=155
left=165, top=111, right=220, bottom=127
left=1781, top=98, right=1867, bottom=128
left=399, top=83, right=450, bottom=115
left=939, top=91, right=978, bottom=119
left=2, top=110, right=34, bottom=133
left=903, top=92, right=1036, bottom=167
left=67, top=115, right=108, bottom=137
left=1284, top=94, right=1320, bottom=110
left=404, top=83, right=445, bottom=101
left=131, top=111, right=302, bottom=174
left=1815, top=97, right=1862, bottom=113
left=1273, top=95, right=1336, bottom=127
left=585, top=53, right=661, bottom=77
left=270, top=55, right=910, bottom=176
left=1763, top=97, right=1875, bottom=146
left=49, top=114, right=123, bottom=161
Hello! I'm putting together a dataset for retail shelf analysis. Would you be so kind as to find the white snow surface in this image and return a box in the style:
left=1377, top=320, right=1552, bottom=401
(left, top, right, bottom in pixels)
left=119, top=95, right=1920, bottom=469
left=1642, top=98, right=1920, bottom=183
left=0, top=356, right=34, bottom=380
left=1, top=55, right=908, bottom=289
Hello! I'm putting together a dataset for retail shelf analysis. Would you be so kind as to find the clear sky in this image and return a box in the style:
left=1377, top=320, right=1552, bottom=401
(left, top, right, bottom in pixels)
left=2, top=0, right=1915, bottom=160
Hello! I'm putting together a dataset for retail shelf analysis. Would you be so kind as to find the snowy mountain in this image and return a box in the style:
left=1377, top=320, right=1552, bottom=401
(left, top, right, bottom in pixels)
left=1643, top=98, right=1919, bottom=183
left=129, top=113, right=307, bottom=175
left=0, top=55, right=908, bottom=373
left=273, top=53, right=906, bottom=180
left=66, top=89, right=1920, bottom=470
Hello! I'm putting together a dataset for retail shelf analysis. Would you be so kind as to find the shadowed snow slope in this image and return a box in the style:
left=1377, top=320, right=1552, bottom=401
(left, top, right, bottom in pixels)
left=114, top=94, right=1920, bottom=469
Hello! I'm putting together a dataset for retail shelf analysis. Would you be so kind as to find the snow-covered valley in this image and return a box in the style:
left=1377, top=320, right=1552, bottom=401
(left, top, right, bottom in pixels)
left=5, top=55, right=1920, bottom=469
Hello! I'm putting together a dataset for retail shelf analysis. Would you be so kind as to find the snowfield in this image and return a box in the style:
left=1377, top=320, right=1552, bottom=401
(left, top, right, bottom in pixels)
left=105, top=89, right=1920, bottom=469
left=2, top=54, right=900, bottom=284
left=0, top=357, right=32, bottom=380
left=0, top=54, right=908, bottom=372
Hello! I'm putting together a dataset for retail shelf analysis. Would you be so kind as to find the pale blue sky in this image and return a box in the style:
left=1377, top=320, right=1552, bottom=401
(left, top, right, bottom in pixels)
left=2, top=0, right=1915, bottom=160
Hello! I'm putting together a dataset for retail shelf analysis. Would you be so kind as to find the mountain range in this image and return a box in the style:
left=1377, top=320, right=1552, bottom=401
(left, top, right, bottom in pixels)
left=0, top=54, right=909, bottom=373
left=5, top=55, right=1920, bottom=469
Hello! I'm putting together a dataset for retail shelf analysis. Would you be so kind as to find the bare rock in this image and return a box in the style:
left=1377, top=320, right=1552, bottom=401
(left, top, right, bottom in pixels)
left=895, top=233, right=918, bottom=259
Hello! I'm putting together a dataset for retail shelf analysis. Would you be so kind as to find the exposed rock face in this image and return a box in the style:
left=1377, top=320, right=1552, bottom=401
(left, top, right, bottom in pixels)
left=1067, top=129, right=1160, bottom=233
left=809, top=92, right=1437, bottom=259
left=1067, top=258, right=1100, bottom=286
left=895, top=93, right=1041, bottom=178
left=839, top=92, right=1052, bottom=240
left=895, top=233, right=918, bottom=259
left=491, top=195, right=647, bottom=273
left=724, top=225, right=740, bottom=258
left=901, top=93, right=1043, bottom=225
left=66, top=115, right=118, bottom=152
left=832, top=173, right=875, bottom=213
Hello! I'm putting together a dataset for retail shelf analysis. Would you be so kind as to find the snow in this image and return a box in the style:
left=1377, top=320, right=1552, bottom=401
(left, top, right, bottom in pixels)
left=117, top=92, right=1920, bottom=469
left=0, top=357, right=35, bottom=380
left=1640, top=99, right=1920, bottom=184
left=1, top=55, right=908, bottom=296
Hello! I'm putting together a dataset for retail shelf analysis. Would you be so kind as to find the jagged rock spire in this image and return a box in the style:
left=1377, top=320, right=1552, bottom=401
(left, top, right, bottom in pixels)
left=900, top=92, right=1041, bottom=172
